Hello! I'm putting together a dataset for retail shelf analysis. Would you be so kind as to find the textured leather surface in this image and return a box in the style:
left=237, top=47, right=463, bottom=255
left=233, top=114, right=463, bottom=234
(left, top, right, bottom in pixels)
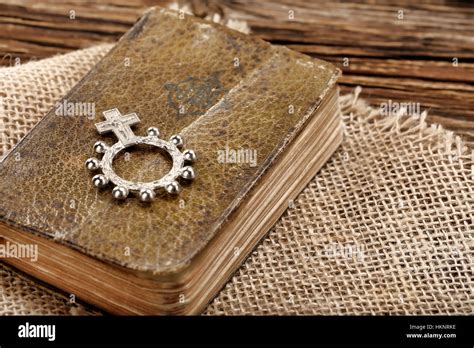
left=0, top=7, right=339, bottom=275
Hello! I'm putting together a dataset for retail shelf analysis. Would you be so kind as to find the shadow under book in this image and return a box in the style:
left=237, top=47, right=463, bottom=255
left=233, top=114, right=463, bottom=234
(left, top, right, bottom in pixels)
left=0, top=7, right=342, bottom=315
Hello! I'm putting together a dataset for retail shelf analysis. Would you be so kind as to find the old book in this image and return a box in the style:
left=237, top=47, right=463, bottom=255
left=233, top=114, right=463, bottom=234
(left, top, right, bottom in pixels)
left=0, top=7, right=341, bottom=315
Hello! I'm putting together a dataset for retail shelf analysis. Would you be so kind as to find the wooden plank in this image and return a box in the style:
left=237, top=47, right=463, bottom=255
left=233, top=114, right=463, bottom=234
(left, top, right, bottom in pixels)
left=0, top=0, right=473, bottom=145
left=192, top=0, right=474, bottom=146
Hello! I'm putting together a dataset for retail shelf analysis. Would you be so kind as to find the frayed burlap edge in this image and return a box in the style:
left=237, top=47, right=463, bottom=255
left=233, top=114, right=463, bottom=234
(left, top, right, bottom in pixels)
left=204, top=87, right=473, bottom=315
left=1, top=82, right=472, bottom=315
left=0, top=3, right=472, bottom=315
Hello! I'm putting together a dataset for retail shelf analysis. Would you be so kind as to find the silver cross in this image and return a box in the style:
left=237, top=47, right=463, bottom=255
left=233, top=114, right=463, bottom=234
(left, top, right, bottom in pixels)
left=95, top=108, right=140, bottom=145
left=86, top=108, right=197, bottom=202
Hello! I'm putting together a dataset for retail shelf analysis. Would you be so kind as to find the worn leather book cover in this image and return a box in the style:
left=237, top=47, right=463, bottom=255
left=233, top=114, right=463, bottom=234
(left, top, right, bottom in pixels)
left=0, top=7, right=341, bottom=314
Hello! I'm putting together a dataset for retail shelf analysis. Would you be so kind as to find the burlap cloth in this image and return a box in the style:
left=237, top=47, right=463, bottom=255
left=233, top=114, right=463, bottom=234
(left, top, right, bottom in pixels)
left=1, top=41, right=473, bottom=315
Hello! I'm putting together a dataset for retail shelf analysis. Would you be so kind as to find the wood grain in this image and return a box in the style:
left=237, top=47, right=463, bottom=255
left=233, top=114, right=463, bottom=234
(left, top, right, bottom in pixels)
left=0, top=0, right=473, bottom=145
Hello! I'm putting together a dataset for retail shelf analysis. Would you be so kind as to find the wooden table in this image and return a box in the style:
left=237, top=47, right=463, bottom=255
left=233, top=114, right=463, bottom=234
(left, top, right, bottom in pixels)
left=1, top=0, right=473, bottom=146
